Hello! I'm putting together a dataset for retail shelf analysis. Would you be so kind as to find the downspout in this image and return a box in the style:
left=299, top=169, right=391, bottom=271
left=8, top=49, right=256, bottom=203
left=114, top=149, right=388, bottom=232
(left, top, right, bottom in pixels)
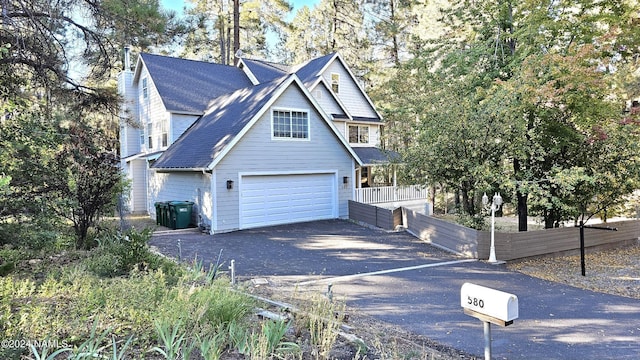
left=211, top=169, right=217, bottom=234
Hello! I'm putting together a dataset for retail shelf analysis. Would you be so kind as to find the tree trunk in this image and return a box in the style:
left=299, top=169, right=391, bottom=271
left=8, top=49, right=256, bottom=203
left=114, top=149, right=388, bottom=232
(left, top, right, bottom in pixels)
left=218, top=15, right=226, bottom=64
left=331, top=0, right=338, bottom=50
left=460, top=181, right=474, bottom=214
left=514, top=158, right=528, bottom=231
left=233, top=0, right=240, bottom=65
left=390, top=0, right=400, bottom=66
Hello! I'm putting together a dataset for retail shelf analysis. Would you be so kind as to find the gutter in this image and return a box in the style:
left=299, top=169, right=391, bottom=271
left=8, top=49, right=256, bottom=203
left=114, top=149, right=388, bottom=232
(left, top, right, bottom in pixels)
left=151, top=167, right=211, bottom=173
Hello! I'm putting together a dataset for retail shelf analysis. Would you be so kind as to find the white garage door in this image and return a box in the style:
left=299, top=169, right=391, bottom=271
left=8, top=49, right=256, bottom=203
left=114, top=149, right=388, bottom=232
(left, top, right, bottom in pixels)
left=240, top=173, right=336, bottom=229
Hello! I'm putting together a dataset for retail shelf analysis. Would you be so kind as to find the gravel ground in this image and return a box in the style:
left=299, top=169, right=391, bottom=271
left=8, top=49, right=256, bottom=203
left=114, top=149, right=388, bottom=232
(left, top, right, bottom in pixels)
left=507, top=243, right=640, bottom=299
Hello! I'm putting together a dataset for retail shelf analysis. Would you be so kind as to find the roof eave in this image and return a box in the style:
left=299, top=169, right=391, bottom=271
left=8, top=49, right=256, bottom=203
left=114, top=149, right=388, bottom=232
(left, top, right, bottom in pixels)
left=166, top=109, right=205, bottom=116
left=237, top=58, right=260, bottom=85
left=151, top=167, right=208, bottom=173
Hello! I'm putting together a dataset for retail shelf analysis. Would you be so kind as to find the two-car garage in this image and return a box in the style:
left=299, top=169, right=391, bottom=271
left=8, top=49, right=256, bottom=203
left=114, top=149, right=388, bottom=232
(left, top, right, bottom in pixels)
left=239, top=173, right=338, bottom=229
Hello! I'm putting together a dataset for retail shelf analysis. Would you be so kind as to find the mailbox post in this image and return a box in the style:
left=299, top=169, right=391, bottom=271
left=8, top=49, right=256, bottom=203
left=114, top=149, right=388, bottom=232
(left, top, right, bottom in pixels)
left=461, top=283, right=518, bottom=360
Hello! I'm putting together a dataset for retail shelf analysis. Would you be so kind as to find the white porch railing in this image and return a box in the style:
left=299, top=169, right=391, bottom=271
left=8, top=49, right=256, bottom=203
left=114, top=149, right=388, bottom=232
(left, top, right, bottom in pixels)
left=354, top=185, right=428, bottom=204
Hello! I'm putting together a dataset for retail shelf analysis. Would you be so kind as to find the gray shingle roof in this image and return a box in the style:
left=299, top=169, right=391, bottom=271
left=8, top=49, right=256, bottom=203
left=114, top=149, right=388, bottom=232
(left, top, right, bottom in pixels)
left=140, top=53, right=253, bottom=114
left=241, top=53, right=336, bottom=88
left=152, top=76, right=289, bottom=169
left=352, top=147, right=401, bottom=166
left=294, top=53, right=336, bottom=86
left=241, top=59, right=290, bottom=83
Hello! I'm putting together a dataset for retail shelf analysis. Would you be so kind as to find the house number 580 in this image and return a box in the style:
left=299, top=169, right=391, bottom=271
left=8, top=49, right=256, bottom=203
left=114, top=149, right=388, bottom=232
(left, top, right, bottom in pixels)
left=467, top=296, right=485, bottom=308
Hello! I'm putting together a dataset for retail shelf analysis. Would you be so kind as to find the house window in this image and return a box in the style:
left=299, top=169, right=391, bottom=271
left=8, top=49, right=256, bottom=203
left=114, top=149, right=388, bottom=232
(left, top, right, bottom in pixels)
left=161, top=119, right=168, bottom=147
left=139, top=120, right=145, bottom=146
left=349, top=125, right=369, bottom=144
left=272, top=110, right=309, bottom=139
left=147, top=123, right=153, bottom=149
left=331, top=73, right=340, bottom=93
left=142, top=77, right=149, bottom=100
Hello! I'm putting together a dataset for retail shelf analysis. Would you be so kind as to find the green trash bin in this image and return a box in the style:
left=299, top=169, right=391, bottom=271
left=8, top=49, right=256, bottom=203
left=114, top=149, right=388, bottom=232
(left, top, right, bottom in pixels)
left=169, top=201, right=194, bottom=229
left=159, top=202, right=169, bottom=227
left=154, top=202, right=167, bottom=225
left=161, top=203, right=172, bottom=229
left=154, top=202, right=161, bottom=225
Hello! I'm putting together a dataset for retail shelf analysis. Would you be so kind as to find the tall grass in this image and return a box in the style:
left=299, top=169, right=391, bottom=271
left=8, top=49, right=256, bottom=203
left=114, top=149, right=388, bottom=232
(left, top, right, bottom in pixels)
left=0, top=226, right=260, bottom=360
left=299, top=294, right=346, bottom=359
left=0, top=224, right=364, bottom=360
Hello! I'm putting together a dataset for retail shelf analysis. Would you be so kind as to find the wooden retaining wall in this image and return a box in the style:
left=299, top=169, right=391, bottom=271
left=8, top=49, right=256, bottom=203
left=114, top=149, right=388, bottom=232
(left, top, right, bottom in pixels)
left=403, top=208, right=481, bottom=257
left=403, top=208, right=640, bottom=260
left=348, top=201, right=402, bottom=230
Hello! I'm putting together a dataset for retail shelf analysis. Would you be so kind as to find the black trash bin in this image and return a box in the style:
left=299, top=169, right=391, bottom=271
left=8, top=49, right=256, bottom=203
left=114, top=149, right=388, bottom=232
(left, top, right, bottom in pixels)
left=169, top=201, right=193, bottom=229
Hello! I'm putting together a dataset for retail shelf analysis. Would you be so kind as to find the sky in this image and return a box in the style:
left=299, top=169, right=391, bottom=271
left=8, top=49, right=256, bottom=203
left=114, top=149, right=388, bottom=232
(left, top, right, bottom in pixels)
left=161, top=0, right=320, bottom=15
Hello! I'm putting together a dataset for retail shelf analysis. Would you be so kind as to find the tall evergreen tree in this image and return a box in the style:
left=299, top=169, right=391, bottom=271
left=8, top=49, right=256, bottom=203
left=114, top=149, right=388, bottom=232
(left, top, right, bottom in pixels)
left=0, top=0, right=181, bottom=246
left=284, top=0, right=369, bottom=70
left=182, top=0, right=292, bottom=64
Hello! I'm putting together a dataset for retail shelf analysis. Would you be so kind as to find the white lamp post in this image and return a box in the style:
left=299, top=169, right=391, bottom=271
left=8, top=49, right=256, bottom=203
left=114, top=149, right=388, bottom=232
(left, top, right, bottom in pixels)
left=482, top=192, right=503, bottom=264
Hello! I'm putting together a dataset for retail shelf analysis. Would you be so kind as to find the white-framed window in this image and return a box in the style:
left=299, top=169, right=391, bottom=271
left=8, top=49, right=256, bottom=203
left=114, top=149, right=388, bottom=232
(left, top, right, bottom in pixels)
left=139, top=120, right=145, bottom=146
left=348, top=125, right=369, bottom=144
left=161, top=119, right=168, bottom=147
left=331, top=73, right=340, bottom=93
left=142, top=77, right=149, bottom=100
left=147, top=123, right=153, bottom=149
left=272, top=109, right=309, bottom=140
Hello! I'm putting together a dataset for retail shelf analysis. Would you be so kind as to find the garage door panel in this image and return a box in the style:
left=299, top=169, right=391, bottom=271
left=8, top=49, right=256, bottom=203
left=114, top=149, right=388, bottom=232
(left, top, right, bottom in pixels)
left=240, top=173, right=336, bottom=229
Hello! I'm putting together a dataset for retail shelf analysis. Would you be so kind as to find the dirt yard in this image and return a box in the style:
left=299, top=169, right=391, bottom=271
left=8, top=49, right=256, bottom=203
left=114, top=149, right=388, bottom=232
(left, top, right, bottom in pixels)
left=508, top=243, right=640, bottom=299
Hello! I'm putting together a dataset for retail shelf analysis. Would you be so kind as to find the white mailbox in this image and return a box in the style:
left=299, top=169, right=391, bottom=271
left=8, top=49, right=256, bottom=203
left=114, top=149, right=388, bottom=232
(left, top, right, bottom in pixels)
left=461, top=283, right=518, bottom=326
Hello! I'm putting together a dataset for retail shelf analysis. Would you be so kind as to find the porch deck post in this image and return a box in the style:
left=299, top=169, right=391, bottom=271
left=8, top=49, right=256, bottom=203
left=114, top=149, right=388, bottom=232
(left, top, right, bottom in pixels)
left=393, top=166, right=397, bottom=201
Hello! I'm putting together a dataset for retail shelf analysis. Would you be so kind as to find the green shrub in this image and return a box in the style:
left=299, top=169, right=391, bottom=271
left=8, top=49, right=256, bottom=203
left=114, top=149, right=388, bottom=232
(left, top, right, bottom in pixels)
left=84, top=227, right=155, bottom=277
left=0, top=218, right=72, bottom=251
left=84, top=251, right=121, bottom=278
left=0, top=241, right=261, bottom=358
left=456, top=212, right=487, bottom=230
left=0, top=247, right=28, bottom=277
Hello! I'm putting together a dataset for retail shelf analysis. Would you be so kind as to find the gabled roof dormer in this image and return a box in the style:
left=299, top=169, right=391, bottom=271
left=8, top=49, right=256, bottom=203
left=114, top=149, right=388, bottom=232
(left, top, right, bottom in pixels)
left=238, top=53, right=382, bottom=123
left=293, top=53, right=383, bottom=122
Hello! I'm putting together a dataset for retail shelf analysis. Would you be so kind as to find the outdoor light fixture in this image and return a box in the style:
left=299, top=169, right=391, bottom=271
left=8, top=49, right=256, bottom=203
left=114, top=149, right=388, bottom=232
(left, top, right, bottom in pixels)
left=482, top=192, right=503, bottom=264
left=226, top=180, right=234, bottom=190
left=343, top=176, right=349, bottom=184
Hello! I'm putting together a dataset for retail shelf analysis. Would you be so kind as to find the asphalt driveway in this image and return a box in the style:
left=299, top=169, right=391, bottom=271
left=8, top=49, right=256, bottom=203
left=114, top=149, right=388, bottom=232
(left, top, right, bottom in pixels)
left=150, top=219, right=640, bottom=360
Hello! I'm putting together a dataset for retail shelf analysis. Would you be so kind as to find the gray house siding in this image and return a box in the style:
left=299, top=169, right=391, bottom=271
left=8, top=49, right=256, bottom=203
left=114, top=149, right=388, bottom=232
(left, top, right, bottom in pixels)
left=313, top=83, right=344, bottom=117
left=171, top=113, right=199, bottom=144
left=118, top=70, right=140, bottom=159
left=137, top=66, right=168, bottom=153
left=126, top=159, right=148, bottom=213
left=148, top=171, right=211, bottom=228
left=323, top=61, right=377, bottom=119
left=213, top=85, right=354, bottom=232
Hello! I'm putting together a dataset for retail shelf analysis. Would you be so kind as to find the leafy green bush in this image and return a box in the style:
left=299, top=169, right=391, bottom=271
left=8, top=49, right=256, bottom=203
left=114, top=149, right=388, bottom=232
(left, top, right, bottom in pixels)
left=0, top=217, right=73, bottom=251
left=83, top=227, right=156, bottom=277
left=456, top=212, right=488, bottom=230
left=84, top=252, right=121, bottom=277
left=0, top=229, right=269, bottom=359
